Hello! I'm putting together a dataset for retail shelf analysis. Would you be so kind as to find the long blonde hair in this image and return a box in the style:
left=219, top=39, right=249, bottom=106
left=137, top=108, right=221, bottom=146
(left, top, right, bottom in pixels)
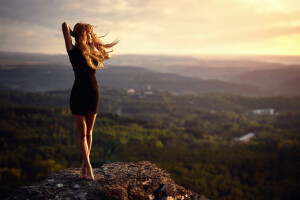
left=72, top=22, right=120, bottom=70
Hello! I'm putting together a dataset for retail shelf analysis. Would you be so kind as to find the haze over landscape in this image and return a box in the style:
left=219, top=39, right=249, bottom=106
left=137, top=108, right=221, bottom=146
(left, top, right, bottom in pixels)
left=1, top=0, right=300, bottom=95
left=0, top=1, right=299, bottom=200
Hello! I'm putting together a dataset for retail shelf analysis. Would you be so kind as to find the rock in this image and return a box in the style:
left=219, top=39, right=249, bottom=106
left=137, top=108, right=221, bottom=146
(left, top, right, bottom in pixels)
left=5, top=161, right=209, bottom=200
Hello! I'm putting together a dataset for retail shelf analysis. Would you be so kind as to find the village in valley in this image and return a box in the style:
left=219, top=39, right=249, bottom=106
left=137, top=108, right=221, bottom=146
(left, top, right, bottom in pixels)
left=125, top=84, right=280, bottom=143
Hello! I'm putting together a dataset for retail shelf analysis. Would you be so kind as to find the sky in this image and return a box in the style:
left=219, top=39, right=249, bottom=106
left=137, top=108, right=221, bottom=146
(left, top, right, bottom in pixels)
left=0, top=0, right=299, bottom=56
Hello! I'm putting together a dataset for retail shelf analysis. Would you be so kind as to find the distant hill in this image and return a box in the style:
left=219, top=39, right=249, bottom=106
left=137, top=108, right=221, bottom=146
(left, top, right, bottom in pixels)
left=1, top=51, right=300, bottom=96
left=280, top=76, right=300, bottom=89
left=0, top=64, right=259, bottom=95
left=226, top=67, right=300, bottom=93
left=276, top=76, right=300, bottom=95
left=0, top=51, right=68, bottom=65
left=1, top=50, right=299, bottom=75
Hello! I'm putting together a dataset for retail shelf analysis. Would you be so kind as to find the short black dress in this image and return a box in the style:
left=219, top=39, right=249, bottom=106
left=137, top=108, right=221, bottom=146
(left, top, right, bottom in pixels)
left=67, top=44, right=99, bottom=115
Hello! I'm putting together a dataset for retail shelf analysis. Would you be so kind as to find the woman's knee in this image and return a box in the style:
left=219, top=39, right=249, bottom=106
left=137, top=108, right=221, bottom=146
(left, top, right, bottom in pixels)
left=78, top=131, right=87, bottom=140
left=86, top=131, right=94, bottom=138
left=77, top=125, right=87, bottom=140
left=73, top=114, right=87, bottom=140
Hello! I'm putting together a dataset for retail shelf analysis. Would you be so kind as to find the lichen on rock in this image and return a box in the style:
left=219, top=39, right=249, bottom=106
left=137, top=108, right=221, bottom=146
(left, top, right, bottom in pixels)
left=6, top=161, right=209, bottom=200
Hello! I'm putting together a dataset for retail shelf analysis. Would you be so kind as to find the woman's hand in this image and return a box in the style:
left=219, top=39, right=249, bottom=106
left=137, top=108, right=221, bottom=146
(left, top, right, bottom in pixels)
left=62, top=22, right=73, bottom=50
left=62, top=22, right=73, bottom=37
left=69, top=27, right=74, bottom=37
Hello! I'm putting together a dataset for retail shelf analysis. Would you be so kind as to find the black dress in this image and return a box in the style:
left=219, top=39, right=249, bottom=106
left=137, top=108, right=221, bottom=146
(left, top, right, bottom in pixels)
left=67, top=44, right=99, bottom=115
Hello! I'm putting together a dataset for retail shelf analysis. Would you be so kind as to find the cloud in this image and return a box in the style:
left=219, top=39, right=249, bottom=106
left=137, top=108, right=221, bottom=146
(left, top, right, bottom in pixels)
left=0, top=0, right=299, bottom=55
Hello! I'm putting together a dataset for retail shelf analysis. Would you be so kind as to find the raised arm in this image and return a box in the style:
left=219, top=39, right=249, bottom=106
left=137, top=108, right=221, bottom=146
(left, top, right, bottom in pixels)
left=62, top=22, right=73, bottom=51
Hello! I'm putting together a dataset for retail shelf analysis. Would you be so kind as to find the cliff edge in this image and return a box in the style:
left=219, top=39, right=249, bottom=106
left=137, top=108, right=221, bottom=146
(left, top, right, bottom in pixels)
left=5, top=161, right=208, bottom=200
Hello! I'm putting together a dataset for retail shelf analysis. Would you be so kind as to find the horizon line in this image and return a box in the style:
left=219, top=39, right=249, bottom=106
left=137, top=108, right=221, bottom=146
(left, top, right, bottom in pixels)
left=0, top=49, right=300, bottom=58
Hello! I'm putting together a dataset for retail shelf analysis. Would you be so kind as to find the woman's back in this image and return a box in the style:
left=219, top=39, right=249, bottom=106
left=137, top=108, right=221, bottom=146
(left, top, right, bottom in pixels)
left=67, top=44, right=99, bottom=115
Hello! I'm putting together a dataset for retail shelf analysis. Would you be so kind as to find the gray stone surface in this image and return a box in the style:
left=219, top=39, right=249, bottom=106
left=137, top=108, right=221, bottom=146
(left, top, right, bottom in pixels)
left=6, top=161, right=209, bottom=200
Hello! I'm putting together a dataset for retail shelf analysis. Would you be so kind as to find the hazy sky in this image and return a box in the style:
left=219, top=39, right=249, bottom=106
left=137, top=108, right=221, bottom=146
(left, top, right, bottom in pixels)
left=0, top=0, right=299, bottom=56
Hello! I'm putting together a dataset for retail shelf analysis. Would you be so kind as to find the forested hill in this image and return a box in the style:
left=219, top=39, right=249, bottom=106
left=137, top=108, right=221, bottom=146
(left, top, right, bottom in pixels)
left=0, top=88, right=299, bottom=199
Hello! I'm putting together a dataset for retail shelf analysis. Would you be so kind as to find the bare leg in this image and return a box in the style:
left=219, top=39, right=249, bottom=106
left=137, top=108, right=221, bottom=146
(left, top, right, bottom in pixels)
left=86, top=113, right=97, bottom=156
left=73, top=114, right=94, bottom=180
left=79, top=114, right=97, bottom=178
left=81, top=113, right=97, bottom=180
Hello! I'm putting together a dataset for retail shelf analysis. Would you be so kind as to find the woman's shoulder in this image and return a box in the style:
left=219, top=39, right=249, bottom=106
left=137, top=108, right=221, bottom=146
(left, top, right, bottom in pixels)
left=67, top=45, right=82, bottom=58
left=67, top=44, right=76, bottom=52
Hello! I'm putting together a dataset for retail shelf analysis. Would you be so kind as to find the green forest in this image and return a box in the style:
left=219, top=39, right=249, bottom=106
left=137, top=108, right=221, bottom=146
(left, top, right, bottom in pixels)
left=0, top=88, right=299, bottom=199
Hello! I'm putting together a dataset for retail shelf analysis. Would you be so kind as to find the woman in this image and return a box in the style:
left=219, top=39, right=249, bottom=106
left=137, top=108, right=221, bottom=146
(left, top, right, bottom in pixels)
left=62, top=22, right=119, bottom=181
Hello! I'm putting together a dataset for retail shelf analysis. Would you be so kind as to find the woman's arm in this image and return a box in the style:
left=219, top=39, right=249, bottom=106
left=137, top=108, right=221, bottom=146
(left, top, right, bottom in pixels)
left=62, top=22, right=73, bottom=51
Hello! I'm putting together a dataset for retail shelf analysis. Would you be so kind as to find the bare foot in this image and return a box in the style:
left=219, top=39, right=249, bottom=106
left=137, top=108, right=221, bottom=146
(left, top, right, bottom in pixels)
left=79, top=160, right=87, bottom=179
left=84, top=163, right=94, bottom=181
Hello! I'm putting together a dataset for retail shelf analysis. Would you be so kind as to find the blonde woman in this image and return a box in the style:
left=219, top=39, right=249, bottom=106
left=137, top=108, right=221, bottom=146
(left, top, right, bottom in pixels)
left=62, top=22, right=119, bottom=180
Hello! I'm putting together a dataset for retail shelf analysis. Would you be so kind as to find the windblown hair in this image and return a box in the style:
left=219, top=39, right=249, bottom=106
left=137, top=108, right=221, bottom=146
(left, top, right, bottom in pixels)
left=71, top=22, right=120, bottom=70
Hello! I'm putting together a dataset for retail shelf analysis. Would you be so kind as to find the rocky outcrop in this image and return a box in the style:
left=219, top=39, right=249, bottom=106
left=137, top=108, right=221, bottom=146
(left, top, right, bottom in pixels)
left=6, top=161, right=208, bottom=200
